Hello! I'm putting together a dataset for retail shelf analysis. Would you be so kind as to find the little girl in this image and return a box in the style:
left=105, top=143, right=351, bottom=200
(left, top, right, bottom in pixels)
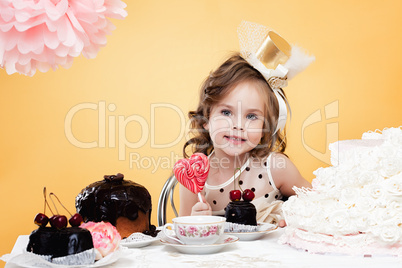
left=179, top=21, right=313, bottom=225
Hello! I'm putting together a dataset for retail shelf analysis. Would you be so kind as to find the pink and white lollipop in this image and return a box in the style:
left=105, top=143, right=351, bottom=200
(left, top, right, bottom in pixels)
left=174, top=153, right=209, bottom=202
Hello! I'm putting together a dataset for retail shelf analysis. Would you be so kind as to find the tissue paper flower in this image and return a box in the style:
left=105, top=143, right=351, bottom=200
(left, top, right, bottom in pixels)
left=0, top=0, right=127, bottom=76
left=80, top=221, right=121, bottom=260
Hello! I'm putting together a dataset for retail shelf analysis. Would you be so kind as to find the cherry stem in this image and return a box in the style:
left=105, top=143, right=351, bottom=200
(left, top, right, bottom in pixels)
left=233, top=167, right=243, bottom=192
left=43, top=187, right=46, bottom=214
left=49, top=193, right=60, bottom=215
left=43, top=187, right=54, bottom=215
left=49, top=193, right=72, bottom=216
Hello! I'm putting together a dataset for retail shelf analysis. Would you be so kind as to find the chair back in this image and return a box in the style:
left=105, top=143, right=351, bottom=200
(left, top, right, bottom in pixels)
left=157, top=175, right=178, bottom=226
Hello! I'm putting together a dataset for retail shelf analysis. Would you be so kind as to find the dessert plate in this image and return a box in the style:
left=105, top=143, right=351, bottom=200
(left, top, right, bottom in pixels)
left=225, top=222, right=278, bottom=241
left=121, top=232, right=160, bottom=248
left=1, top=245, right=130, bottom=268
left=160, top=235, right=239, bottom=254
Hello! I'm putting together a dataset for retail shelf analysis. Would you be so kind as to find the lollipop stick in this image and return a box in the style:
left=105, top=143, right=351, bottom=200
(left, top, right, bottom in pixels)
left=198, top=192, right=203, bottom=203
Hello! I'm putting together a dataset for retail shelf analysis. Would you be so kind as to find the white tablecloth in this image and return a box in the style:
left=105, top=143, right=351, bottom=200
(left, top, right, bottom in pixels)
left=4, top=229, right=402, bottom=268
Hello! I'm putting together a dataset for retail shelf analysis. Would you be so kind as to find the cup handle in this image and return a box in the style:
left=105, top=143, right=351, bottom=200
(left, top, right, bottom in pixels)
left=162, top=223, right=184, bottom=244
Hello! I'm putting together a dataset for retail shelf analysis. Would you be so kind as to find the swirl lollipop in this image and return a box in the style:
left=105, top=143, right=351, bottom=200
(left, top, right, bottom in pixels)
left=174, top=153, right=209, bottom=202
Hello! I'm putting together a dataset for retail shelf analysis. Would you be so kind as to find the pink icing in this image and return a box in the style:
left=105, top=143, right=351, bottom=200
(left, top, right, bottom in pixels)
left=174, top=153, right=209, bottom=194
left=80, top=221, right=121, bottom=260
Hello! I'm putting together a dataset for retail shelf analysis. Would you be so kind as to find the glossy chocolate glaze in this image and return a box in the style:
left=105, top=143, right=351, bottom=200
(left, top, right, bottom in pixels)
left=225, top=201, right=257, bottom=226
left=75, top=173, right=154, bottom=233
left=27, top=227, right=94, bottom=258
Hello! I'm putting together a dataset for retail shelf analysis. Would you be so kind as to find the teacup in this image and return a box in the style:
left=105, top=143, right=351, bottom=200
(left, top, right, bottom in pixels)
left=162, top=216, right=226, bottom=245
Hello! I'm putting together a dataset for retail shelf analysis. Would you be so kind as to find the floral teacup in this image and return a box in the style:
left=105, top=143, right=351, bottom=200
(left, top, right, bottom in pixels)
left=163, top=216, right=226, bottom=245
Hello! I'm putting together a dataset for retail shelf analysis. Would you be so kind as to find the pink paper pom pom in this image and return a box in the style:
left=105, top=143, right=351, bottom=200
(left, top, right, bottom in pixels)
left=0, top=0, right=127, bottom=76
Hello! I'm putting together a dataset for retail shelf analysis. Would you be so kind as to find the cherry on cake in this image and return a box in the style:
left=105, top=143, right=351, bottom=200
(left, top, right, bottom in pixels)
left=225, top=179, right=258, bottom=231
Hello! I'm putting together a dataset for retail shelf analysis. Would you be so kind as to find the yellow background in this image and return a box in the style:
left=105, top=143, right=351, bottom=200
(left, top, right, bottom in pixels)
left=1, top=0, right=401, bottom=261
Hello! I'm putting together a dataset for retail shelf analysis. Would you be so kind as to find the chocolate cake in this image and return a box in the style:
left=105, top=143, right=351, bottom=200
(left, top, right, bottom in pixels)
left=225, top=201, right=257, bottom=226
left=26, top=227, right=94, bottom=262
left=75, top=173, right=157, bottom=238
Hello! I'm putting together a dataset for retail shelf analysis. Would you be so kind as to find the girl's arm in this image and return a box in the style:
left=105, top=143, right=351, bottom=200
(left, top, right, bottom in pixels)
left=179, top=185, right=212, bottom=216
left=271, top=153, right=311, bottom=197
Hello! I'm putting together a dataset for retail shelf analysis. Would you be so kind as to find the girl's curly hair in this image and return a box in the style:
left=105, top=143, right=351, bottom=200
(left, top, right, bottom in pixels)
left=183, top=53, right=287, bottom=158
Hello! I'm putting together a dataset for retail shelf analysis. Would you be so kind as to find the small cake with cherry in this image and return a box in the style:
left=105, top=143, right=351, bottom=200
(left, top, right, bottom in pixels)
left=224, top=168, right=258, bottom=232
left=27, top=188, right=96, bottom=265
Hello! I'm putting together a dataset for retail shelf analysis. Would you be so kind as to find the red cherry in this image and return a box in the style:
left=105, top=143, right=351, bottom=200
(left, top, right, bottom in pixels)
left=230, top=190, right=242, bottom=201
left=69, top=213, right=83, bottom=227
left=49, top=215, right=57, bottom=227
left=50, top=215, right=68, bottom=229
left=242, top=189, right=255, bottom=202
left=34, top=213, right=49, bottom=227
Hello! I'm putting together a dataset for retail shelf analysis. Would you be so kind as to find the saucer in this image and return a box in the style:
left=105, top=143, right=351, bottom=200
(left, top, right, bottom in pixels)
left=225, top=222, right=278, bottom=241
left=120, top=233, right=159, bottom=248
left=160, top=235, right=239, bottom=254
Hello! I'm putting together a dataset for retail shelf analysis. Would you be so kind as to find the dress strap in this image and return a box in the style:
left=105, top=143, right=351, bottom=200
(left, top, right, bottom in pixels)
left=266, top=153, right=279, bottom=191
left=205, top=157, right=250, bottom=190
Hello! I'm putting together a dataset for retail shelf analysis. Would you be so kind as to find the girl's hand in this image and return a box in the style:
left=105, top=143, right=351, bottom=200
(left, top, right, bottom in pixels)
left=190, top=194, right=212, bottom=216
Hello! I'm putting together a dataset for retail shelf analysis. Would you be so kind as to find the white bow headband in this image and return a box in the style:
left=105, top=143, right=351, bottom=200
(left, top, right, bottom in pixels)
left=238, top=21, right=315, bottom=134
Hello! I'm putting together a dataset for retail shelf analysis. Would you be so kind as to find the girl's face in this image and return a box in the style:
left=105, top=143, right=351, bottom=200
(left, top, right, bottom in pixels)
left=205, top=81, right=266, bottom=158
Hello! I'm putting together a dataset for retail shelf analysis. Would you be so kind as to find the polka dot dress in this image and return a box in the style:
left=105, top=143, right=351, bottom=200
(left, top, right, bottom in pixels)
left=204, top=153, right=282, bottom=216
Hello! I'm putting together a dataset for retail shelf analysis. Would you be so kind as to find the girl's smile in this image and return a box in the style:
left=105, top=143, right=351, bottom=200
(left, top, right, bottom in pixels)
left=224, top=135, right=246, bottom=143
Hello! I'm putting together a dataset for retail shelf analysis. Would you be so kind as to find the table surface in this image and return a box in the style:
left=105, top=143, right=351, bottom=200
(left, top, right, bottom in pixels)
left=4, top=229, right=402, bottom=268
